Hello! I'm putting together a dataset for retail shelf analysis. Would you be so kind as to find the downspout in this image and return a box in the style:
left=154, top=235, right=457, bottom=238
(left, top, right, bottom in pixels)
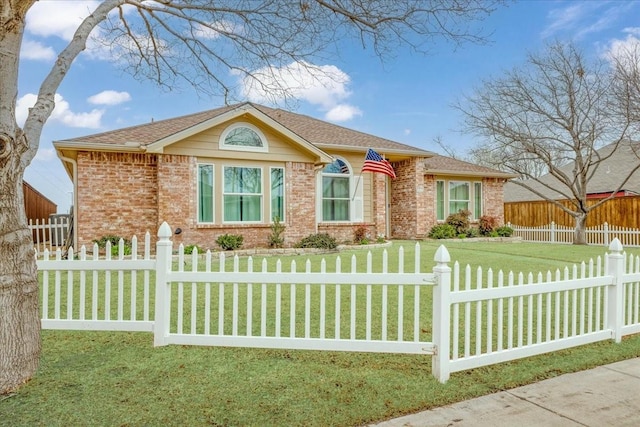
left=58, top=155, right=78, bottom=250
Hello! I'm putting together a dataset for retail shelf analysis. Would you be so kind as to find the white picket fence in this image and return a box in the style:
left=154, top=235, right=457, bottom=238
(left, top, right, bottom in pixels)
left=509, top=221, right=640, bottom=246
left=29, top=216, right=70, bottom=252
left=37, top=222, right=640, bottom=383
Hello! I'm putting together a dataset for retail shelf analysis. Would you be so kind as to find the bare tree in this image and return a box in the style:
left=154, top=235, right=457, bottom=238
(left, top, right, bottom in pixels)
left=0, top=0, right=504, bottom=394
left=456, top=42, right=640, bottom=244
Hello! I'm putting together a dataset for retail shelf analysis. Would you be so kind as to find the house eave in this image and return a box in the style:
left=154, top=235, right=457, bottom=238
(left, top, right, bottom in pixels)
left=424, top=169, right=518, bottom=179
left=53, top=140, right=147, bottom=152
left=314, top=143, right=434, bottom=159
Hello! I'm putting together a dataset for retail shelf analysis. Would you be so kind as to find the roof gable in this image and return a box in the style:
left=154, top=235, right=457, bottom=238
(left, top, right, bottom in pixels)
left=54, top=102, right=433, bottom=160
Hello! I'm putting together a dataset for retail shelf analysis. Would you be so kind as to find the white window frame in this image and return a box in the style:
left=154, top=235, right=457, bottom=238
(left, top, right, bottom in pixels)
left=436, top=180, right=445, bottom=221
left=270, top=167, right=285, bottom=222
left=473, top=181, right=483, bottom=220
left=197, top=163, right=215, bottom=224
left=318, top=158, right=363, bottom=223
left=222, top=166, right=263, bottom=224
left=219, top=122, right=268, bottom=153
left=436, top=179, right=483, bottom=221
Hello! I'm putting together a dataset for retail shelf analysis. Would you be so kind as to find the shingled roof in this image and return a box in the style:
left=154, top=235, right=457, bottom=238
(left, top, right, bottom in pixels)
left=56, top=102, right=432, bottom=156
left=423, top=155, right=516, bottom=179
left=504, top=141, right=640, bottom=202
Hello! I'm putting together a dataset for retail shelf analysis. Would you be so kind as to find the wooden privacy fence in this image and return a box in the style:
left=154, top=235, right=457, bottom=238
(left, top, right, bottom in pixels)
left=509, top=222, right=640, bottom=247
left=37, top=222, right=640, bottom=383
left=504, top=195, right=640, bottom=229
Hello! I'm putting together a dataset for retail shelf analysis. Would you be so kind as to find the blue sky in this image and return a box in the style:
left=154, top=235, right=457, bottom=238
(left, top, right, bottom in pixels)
left=19, top=1, right=640, bottom=214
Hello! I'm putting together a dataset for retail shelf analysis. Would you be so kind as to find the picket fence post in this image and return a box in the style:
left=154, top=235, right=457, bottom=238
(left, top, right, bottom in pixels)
left=604, top=222, right=610, bottom=246
left=606, top=238, right=624, bottom=343
left=154, top=222, right=173, bottom=347
left=550, top=221, right=556, bottom=243
left=432, top=244, right=451, bottom=383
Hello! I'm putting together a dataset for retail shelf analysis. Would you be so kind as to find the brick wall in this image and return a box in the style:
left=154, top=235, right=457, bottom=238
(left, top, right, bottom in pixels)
left=390, top=158, right=428, bottom=239
left=372, top=173, right=387, bottom=237
left=423, top=175, right=437, bottom=228
left=157, top=154, right=196, bottom=247
left=482, top=177, right=506, bottom=225
left=159, top=160, right=318, bottom=250
left=76, top=152, right=158, bottom=247
left=283, top=161, right=317, bottom=245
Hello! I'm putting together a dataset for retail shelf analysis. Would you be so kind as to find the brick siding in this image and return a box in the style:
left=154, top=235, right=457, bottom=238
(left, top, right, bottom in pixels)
left=389, top=158, right=428, bottom=239
left=482, top=177, right=506, bottom=225
left=76, top=151, right=158, bottom=247
left=75, top=151, right=507, bottom=249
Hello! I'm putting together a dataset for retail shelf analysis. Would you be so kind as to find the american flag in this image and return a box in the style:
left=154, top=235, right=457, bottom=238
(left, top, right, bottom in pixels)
left=362, top=148, right=396, bottom=179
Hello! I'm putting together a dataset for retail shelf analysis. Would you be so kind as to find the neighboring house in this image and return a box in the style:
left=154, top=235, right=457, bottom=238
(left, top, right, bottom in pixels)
left=504, top=141, right=640, bottom=203
left=54, top=102, right=514, bottom=249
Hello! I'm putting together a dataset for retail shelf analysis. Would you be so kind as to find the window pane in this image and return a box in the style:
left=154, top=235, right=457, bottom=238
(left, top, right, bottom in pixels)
left=225, top=127, right=263, bottom=147
left=224, top=195, right=261, bottom=221
left=323, top=199, right=349, bottom=221
left=223, top=167, right=262, bottom=222
left=271, top=168, right=284, bottom=221
left=323, top=159, right=349, bottom=174
left=474, top=182, right=482, bottom=219
left=198, top=165, right=213, bottom=223
left=436, top=180, right=445, bottom=221
left=450, top=182, right=469, bottom=200
left=449, top=182, right=470, bottom=214
left=323, top=176, right=349, bottom=198
left=224, top=167, right=261, bottom=193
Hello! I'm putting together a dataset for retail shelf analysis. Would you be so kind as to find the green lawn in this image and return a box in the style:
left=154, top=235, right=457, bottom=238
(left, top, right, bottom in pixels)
left=3, top=240, right=640, bottom=426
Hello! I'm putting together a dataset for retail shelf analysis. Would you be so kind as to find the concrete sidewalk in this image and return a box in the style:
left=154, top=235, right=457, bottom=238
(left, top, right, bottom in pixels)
left=372, top=357, right=640, bottom=427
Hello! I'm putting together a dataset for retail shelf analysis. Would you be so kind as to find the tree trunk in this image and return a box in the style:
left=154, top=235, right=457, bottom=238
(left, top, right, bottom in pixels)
left=0, top=162, right=40, bottom=394
left=0, top=3, right=41, bottom=393
left=573, top=213, right=588, bottom=245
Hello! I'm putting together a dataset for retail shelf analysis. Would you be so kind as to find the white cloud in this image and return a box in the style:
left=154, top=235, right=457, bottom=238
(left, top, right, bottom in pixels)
left=404, top=129, right=412, bottom=136
left=20, top=40, right=56, bottom=61
left=25, top=1, right=100, bottom=41
left=324, top=104, right=362, bottom=122
left=16, top=93, right=104, bottom=129
left=623, top=27, right=640, bottom=36
left=541, top=2, right=635, bottom=40
left=88, top=90, right=131, bottom=105
left=602, top=34, right=640, bottom=68
left=240, top=61, right=361, bottom=122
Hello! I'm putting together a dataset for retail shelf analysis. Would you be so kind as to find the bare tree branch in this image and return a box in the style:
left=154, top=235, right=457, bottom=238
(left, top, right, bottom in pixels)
left=456, top=41, right=638, bottom=244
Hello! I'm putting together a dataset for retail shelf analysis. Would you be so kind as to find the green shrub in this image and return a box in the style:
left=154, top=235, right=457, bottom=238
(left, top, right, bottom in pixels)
left=376, top=235, right=386, bottom=244
left=495, top=225, right=514, bottom=237
left=428, top=224, right=457, bottom=239
left=446, top=209, right=471, bottom=235
left=268, top=216, right=286, bottom=248
left=216, top=234, right=244, bottom=250
left=478, top=215, right=499, bottom=235
left=295, top=233, right=337, bottom=250
left=466, top=227, right=480, bottom=238
left=183, top=244, right=204, bottom=255
left=93, top=235, right=132, bottom=256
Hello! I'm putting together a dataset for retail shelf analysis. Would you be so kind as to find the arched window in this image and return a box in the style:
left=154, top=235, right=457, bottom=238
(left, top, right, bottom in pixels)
left=220, top=122, right=268, bottom=152
left=321, top=159, right=351, bottom=221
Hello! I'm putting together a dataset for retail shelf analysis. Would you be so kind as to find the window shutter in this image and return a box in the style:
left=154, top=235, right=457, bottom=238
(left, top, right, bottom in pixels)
left=352, top=175, right=364, bottom=222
